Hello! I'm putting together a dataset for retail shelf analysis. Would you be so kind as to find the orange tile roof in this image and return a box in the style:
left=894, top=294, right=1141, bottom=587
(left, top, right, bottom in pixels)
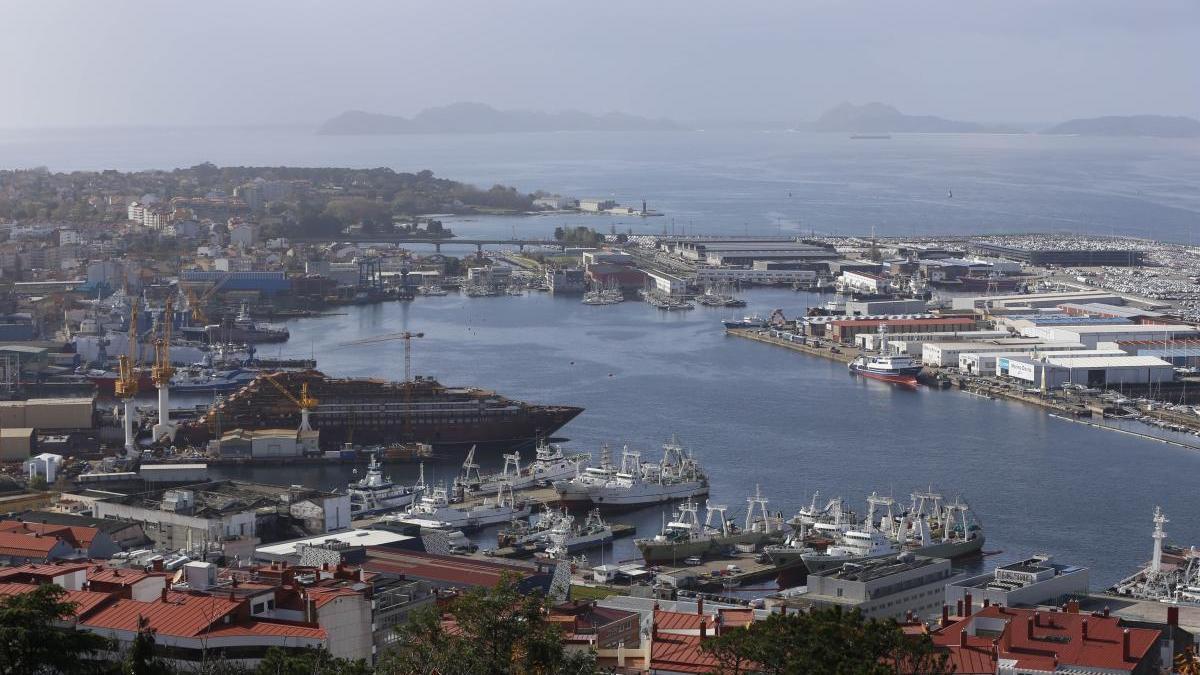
left=0, top=582, right=113, bottom=618
left=933, top=606, right=1160, bottom=672
left=0, top=531, right=65, bottom=557
left=654, top=609, right=712, bottom=632
left=651, top=633, right=722, bottom=673
left=205, top=620, right=326, bottom=640
left=86, top=567, right=153, bottom=587
left=0, top=562, right=95, bottom=580
left=81, top=592, right=241, bottom=637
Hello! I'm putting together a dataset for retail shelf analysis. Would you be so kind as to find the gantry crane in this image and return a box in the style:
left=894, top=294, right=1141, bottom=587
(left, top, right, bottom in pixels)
left=151, top=296, right=177, bottom=442
left=115, top=303, right=141, bottom=456
left=262, top=373, right=319, bottom=432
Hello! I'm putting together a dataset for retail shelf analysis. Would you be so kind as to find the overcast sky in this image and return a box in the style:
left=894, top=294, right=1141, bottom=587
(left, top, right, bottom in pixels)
left=2, top=0, right=1197, bottom=129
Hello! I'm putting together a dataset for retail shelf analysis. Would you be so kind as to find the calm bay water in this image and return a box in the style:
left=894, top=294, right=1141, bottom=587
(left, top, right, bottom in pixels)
left=2, top=126, right=1199, bottom=241
left=208, top=289, right=1200, bottom=585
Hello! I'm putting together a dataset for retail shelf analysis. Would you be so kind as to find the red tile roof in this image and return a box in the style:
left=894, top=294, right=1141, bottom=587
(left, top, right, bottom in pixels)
left=364, top=548, right=535, bottom=587
left=0, top=521, right=94, bottom=548
left=830, top=317, right=974, bottom=328
left=0, top=562, right=95, bottom=581
left=204, top=620, right=326, bottom=640
left=81, top=592, right=241, bottom=637
left=0, top=531, right=66, bottom=558
left=86, top=567, right=154, bottom=587
left=933, top=606, right=1160, bottom=672
left=654, top=609, right=713, bottom=632
left=0, top=582, right=113, bottom=618
left=651, top=633, right=722, bottom=674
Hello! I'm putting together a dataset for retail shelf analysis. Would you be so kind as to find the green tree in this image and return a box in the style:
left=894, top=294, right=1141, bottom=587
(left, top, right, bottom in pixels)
left=378, top=574, right=597, bottom=675
left=123, top=621, right=172, bottom=675
left=252, top=647, right=371, bottom=675
left=699, top=607, right=952, bottom=675
left=28, top=474, right=47, bottom=491
left=0, top=584, right=113, bottom=674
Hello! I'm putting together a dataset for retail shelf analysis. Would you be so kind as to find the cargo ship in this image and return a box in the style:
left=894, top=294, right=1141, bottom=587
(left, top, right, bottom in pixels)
left=178, top=371, right=583, bottom=450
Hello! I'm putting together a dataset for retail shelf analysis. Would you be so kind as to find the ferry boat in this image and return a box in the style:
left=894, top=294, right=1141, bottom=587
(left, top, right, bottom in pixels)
left=347, top=454, right=421, bottom=516
left=553, top=436, right=708, bottom=509
left=848, top=354, right=922, bottom=385
left=635, top=487, right=784, bottom=564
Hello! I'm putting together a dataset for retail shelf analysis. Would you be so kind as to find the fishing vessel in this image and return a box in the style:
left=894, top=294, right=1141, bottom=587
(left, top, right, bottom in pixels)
left=347, top=454, right=422, bottom=516
left=553, top=437, right=708, bottom=509
left=382, top=482, right=532, bottom=531
left=1108, top=507, right=1200, bottom=605
left=497, top=505, right=566, bottom=548
left=636, top=487, right=784, bottom=564
left=459, top=441, right=591, bottom=496
left=799, top=489, right=985, bottom=573
left=722, top=315, right=768, bottom=329
left=847, top=353, right=922, bottom=385
left=544, top=509, right=614, bottom=559
left=180, top=371, right=583, bottom=450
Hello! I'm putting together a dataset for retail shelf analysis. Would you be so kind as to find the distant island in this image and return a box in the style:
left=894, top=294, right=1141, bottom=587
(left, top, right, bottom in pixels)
left=319, top=102, right=685, bottom=135
left=809, top=102, right=1023, bottom=134
left=1042, top=115, right=1200, bottom=138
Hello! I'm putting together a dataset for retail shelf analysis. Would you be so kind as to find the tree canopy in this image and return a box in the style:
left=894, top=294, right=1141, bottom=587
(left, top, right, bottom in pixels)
left=0, top=584, right=112, bottom=675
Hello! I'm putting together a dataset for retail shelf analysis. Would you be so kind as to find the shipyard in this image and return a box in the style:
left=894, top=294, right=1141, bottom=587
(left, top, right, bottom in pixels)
left=1, top=4, right=1199, bottom=668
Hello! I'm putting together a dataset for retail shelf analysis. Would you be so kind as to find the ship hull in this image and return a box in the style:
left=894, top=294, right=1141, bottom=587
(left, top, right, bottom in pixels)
left=638, top=531, right=784, bottom=565
left=800, top=535, right=985, bottom=574
left=849, top=365, right=920, bottom=386
left=554, top=481, right=709, bottom=510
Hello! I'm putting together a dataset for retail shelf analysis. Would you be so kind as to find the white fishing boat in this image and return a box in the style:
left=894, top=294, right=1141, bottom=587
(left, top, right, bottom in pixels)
left=347, top=453, right=422, bottom=516
left=544, top=508, right=614, bottom=559
left=462, top=441, right=591, bottom=495
left=383, top=481, right=532, bottom=531
left=553, top=436, right=708, bottom=508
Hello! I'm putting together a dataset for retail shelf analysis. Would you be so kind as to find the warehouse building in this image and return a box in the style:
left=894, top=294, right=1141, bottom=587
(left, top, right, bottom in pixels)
left=644, top=269, right=688, bottom=297
left=844, top=298, right=929, bottom=316
left=951, top=290, right=1129, bottom=311
left=0, top=398, right=94, bottom=430
left=922, top=340, right=1086, bottom=368
left=1020, top=324, right=1200, bottom=349
left=1058, top=302, right=1167, bottom=321
left=0, top=428, right=34, bottom=462
left=855, top=329, right=1012, bottom=354
left=986, top=349, right=1127, bottom=376
left=213, top=428, right=320, bottom=459
left=1116, top=339, right=1200, bottom=367
left=828, top=316, right=979, bottom=343
left=1003, top=355, right=1175, bottom=389
left=694, top=267, right=817, bottom=285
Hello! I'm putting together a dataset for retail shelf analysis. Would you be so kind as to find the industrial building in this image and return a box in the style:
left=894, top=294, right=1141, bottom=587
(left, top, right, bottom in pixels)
left=644, top=269, right=688, bottom=296
left=844, top=298, right=928, bottom=316
left=959, top=349, right=1126, bottom=376
left=790, top=554, right=963, bottom=621
left=0, top=428, right=34, bottom=462
left=944, top=555, right=1089, bottom=609
left=1019, top=323, right=1200, bottom=349
left=827, top=316, right=980, bottom=343
left=254, top=528, right=418, bottom=565
left=213, top=428, right=321, bottom=459
left=694, top=267, right=817, bottom=285
left=854, top=329, right=1011, bottom=353
left=951, top=290, right=1130, bottom=311
left=974, top=242, right=1145, bottom=266
left=1116, top=339, right=1200, bottom=367
left=0, top=397, right=94, bottom=430
left=92, top=481, right=351, bottom=559
left=1003, top=355, right=1175, bottom=389
left=180, top=270, right=291, bottom=294
left=546, top=268, right=586, bottom=294
left=922, top=340, right=1087, bottom=368
left=1058, top=302, right=1167, bottom=321
left=839, top=270, right=891, bottom=295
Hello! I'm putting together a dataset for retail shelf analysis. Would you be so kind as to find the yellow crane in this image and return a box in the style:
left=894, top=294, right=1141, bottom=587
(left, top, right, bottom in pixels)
left=262, top=373, right=319, bottom=432
left=115, top=303, right=140, bottom=455
left=186, top=273, right=231, bottom=325
left=151, top=297, right=177, bottom=442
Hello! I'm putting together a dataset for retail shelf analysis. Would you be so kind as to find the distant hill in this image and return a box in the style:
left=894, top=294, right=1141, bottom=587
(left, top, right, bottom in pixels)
left=319, top=102, right=685, bottom=134
left=810, top=102, right=1022, bottom=134
left=1043, top=115, right=1200, bottom=138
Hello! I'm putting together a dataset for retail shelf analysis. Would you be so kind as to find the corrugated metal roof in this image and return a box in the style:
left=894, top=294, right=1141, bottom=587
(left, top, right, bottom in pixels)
left=82, top=592, right=241, bottom=636
left=1046, top=355, right=1174, bottom=368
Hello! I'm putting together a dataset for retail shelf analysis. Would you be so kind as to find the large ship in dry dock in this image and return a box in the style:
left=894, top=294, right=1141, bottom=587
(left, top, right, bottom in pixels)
left=178, top=371, right=582, bottom=449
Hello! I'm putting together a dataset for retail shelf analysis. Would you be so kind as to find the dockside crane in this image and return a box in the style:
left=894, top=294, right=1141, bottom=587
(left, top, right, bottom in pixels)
left=262, top=373, right=319, bottom=432
left=114, top=303, right=141, bottom=456
left=185, top=273, right=231, bottom=326
left=337, top=331, right=425, bottom=382
left=151, top=296, right=177, bottom=442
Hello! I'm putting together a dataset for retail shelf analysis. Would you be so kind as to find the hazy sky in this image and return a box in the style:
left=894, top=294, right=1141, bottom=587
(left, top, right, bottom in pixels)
left=2, top=0, right=1197, bottom=128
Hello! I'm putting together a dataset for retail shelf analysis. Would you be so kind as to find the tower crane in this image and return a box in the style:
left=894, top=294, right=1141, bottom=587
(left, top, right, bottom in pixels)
left=114, top=303, right=141, bottom=456
left=336, top=331, right=424, bottom=382
left=151, top=297, right=177, bottom=442
left=335, top=331, right=425, bottom=440
left=262, top=373, right=319, bottom=432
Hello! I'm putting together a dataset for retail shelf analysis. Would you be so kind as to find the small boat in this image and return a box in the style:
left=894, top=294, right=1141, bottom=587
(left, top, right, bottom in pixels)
left=722, top=315, right=767, bottom=329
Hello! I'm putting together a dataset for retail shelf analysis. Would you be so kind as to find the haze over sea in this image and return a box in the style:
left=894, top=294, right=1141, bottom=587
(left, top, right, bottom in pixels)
left=7, top=126, right=1200, bottom=585
left=2, top=126, right=1199, bottom=242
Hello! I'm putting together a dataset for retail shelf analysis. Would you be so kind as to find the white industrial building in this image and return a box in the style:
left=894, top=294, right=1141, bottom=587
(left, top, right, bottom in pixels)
left=694, top=267, right=817, bottom=285
left=840, top=270, right=889, bottom=295
left=1003, top=355, right=1175, bottom=389
left=856, top=330, right=1011, bottom=354
left=795, top=554, right=965, bottom=621
left=922, top=340, right=1085, bottom=368
left=644, top=269, right=688, bottom=296
left=945, top=555, right=1088, bottom=609
left=950, top=290, right=1128, bottom=311
left=987, top=349, right=1126, bottom=376
left=1019, top=324, right=1200, bottom=349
